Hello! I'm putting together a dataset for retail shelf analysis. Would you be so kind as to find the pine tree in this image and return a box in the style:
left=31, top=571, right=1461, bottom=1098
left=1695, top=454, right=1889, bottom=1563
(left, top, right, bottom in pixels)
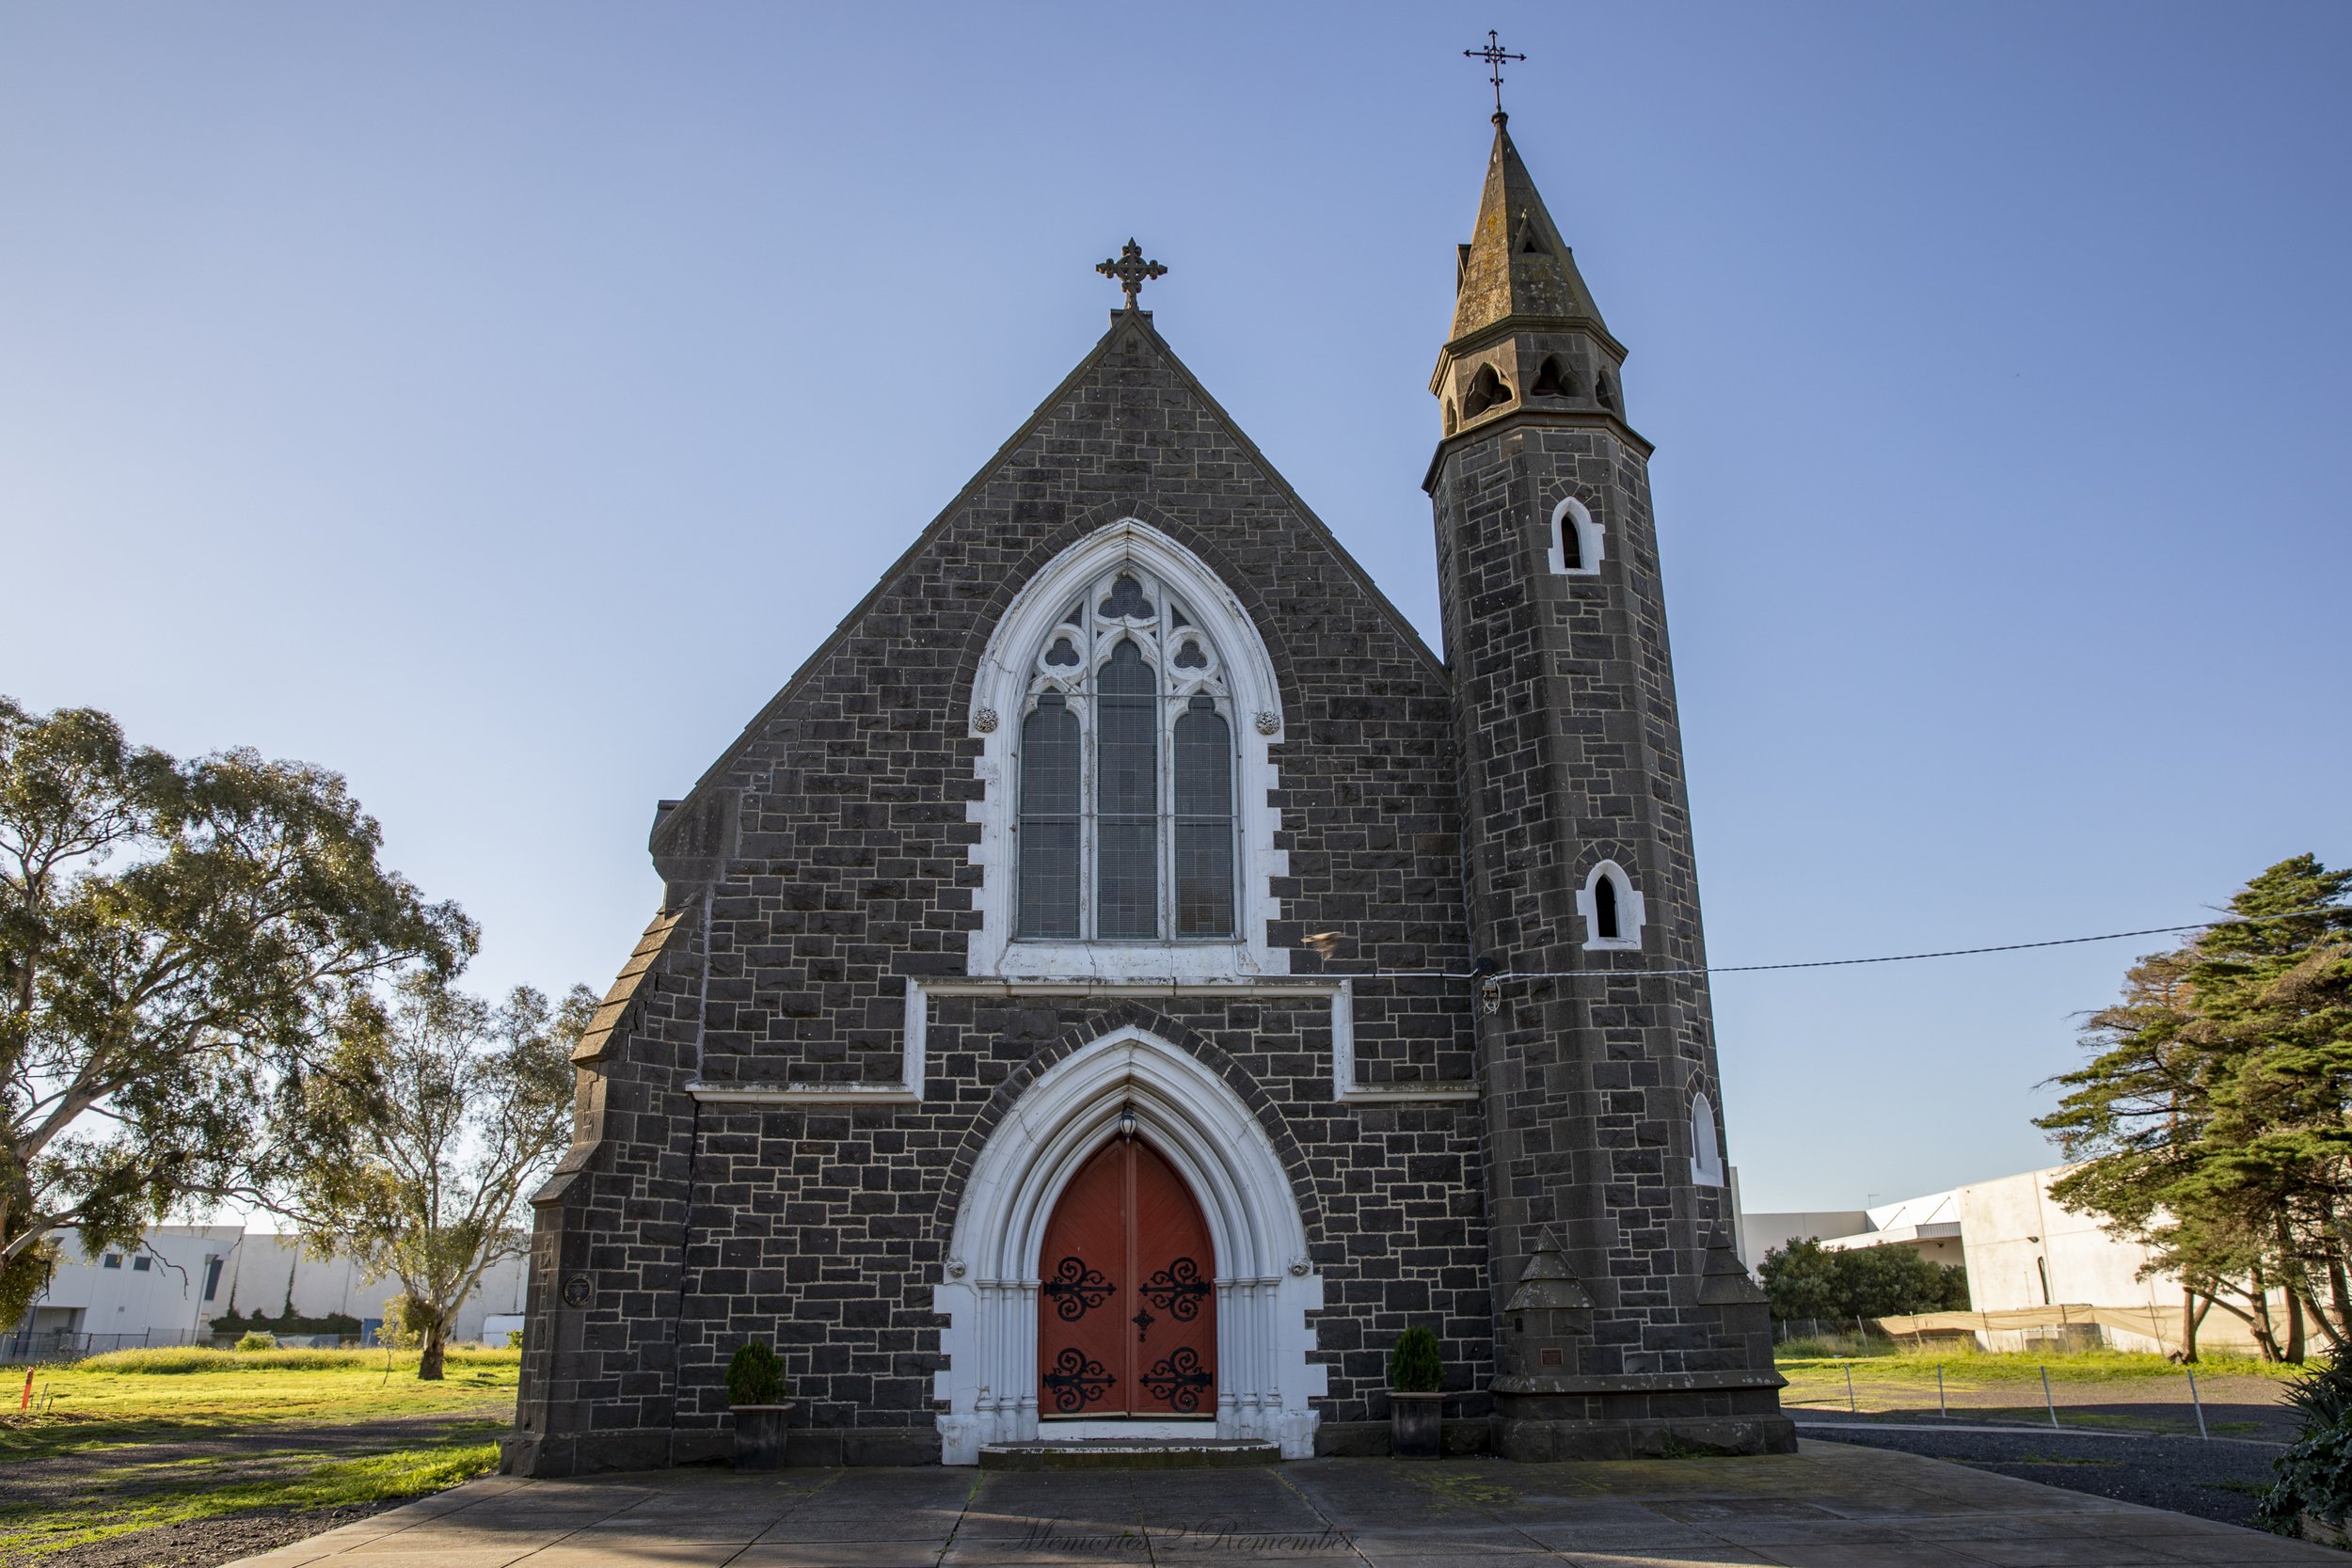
left=2042, top=856, right=2352, bottom=1360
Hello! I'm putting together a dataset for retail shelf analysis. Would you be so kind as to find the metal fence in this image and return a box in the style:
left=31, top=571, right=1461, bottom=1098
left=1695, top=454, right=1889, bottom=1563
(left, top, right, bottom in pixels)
left=1776, top=1314, right=2109, bottom=1357
left=1775, top=1355, right=2292, bottom=1442
left=0, top=1328, right=202, bottom=1364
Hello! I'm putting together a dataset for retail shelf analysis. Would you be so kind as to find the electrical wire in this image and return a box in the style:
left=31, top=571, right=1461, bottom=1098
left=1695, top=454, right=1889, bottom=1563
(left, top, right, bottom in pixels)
left=1345, top=903, right=2346, bottom=986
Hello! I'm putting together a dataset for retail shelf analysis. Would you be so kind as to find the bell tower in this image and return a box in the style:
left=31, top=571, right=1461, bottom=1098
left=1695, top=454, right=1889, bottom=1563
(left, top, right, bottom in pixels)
left=1428, top=110, right=1795, bottom=1459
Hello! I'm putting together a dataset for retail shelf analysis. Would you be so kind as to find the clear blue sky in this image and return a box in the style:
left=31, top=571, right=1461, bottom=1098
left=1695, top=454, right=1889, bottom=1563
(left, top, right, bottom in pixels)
left=4, top=3, right=2345, bottom=1213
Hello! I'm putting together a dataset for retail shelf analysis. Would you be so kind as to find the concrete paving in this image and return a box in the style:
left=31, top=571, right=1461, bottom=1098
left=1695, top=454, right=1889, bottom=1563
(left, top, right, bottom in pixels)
left=223, top=1441, right=2339, bottom=1568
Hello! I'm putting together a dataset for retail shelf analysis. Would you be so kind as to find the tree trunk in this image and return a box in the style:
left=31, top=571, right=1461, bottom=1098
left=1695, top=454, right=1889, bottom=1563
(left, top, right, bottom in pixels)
left=2330, top=1259, right=2352, bottom=1342
left=2205, top=1277, right=2282, bottom=1360
left=2277, top=1220, right=2314, bottom=1362
left=418, top=1313, right=448, bottom=1381
left=2305, top=1288, right=2345, bottom=1353
left=2180, top=1287, right=2203, bottom=1363
left=2249, top=1267, right=2281, bottom=1362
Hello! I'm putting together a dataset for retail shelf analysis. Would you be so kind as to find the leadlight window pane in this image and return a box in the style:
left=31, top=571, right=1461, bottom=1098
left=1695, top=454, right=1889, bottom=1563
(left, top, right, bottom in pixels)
left=1096, top=640, right=1158, bottom=938
left=1173, top=696, right=1233, bottom=936
left=1017, top=694, right=1080, bottom=938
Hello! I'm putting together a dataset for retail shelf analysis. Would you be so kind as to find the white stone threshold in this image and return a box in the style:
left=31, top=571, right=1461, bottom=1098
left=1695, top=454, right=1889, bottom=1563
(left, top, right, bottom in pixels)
left=1034, top=1418, right=1220, bottom=1440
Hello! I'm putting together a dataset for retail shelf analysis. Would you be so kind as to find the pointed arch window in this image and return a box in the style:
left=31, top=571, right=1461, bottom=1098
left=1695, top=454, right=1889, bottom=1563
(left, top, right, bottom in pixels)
left=1577, top=860, right=1644, bottom=952
left=1014, top=566, right=1239, bottom=942
left=1690, top=1092, right=1725, bottom=1187
left=1548, top=496, right=1602, bottom=576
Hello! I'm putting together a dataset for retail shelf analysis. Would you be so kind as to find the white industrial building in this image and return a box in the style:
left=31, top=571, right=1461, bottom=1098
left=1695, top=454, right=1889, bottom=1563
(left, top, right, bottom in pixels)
left=1743, top=1163, right=2276, bottom=1354
left=7, top=1224, right=528, bottom=1358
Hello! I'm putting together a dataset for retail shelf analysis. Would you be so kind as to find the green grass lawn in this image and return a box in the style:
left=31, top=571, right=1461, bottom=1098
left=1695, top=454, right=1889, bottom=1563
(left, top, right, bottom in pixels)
left=1772, top=1344, right=2299, bottom=1386
left=0, top=1347, right=519, bottom=1563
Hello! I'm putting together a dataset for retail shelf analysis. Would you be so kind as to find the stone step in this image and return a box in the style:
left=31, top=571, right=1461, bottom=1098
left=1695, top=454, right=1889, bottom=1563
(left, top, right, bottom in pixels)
left=977, top=1438, right=1281, bottom=1471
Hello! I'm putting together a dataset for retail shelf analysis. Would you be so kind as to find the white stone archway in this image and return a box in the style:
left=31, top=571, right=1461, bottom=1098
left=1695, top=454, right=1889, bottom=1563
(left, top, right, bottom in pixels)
left=933, top=1026, right=1326, bottom=1463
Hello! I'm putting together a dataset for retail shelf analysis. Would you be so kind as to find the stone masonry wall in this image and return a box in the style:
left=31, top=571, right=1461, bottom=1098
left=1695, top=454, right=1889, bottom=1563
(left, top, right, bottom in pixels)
left=1431, top=411, right=1763, bottom=1386
left=511, top=313, right=1498, bottom=1472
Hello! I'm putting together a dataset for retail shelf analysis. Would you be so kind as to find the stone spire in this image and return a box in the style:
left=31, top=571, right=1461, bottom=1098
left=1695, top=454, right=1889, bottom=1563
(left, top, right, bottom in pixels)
left=1429, top=117, right=1630, bottom=446
left=1449, top=119, right=1607, bottom=341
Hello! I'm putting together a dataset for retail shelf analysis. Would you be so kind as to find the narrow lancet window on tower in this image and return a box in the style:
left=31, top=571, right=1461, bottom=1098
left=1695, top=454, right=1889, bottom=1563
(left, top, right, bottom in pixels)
left=1577, top=860, right=1644, bottom=951
left=1548, top=497, right=1601, bottom=576
left=1690, top=1094, right=1726, bottom=1187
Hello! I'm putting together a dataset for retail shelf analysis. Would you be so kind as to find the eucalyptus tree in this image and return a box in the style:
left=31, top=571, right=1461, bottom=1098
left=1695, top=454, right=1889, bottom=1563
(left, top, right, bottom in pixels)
left=0, top=698, right=471, bottom=1323
left=270, top=972, right=591, bottom=1378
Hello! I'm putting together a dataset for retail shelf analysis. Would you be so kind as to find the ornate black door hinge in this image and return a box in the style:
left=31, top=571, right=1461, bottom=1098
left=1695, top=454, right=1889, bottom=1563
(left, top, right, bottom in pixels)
left=1140, top=1346, right=1213, bottom=1413
left=1042, top=1347, right=1116, bottom=1413
left=1139, top=1257, right=1210, bottom=1320
left=1041, top=1256, right=1114, bottom=1321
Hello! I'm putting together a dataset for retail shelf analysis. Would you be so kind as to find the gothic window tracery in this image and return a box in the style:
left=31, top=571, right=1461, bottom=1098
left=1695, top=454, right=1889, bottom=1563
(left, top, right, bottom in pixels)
left=1014, top=566, right=1239, bottom=942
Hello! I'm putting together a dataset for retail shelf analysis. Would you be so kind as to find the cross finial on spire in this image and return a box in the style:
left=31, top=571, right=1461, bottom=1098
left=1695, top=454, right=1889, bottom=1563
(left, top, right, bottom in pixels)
left=1464, top=29, right=1525, bottom=121
left=1096, top=239, right=1168, bottom=311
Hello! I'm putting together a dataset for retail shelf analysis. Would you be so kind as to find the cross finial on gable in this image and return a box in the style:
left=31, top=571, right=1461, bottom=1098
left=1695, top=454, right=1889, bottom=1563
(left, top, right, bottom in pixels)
left=1096, top=239, right=1168, bottom=311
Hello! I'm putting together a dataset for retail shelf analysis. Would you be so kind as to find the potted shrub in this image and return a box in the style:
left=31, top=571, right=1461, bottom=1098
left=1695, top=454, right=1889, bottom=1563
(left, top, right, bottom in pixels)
left=726, top=1342, right=794, bottom=1470
left=1388, top=1326, right=1443, bottom=1458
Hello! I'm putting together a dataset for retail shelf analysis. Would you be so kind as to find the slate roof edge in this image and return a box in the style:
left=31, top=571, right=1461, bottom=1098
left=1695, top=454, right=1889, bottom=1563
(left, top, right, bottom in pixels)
left=570, top=906, right=687, bottom=1065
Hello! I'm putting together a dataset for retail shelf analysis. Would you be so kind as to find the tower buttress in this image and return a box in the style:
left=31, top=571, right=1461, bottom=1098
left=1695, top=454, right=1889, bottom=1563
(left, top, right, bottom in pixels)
left=1428, top=114, right=1792, bottom=1459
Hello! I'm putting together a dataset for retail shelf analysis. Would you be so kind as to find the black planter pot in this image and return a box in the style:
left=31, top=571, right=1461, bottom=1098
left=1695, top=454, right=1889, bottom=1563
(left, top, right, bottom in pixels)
left=732, top=1402, right=795, bottom=1470
left=1390, top=1390, right=1443, bottom=1458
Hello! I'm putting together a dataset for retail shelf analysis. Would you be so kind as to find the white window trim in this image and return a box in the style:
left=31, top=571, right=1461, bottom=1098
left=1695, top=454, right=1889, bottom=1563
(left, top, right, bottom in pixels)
left=1574, top=859, right=1645, bottom=952
left=968, top=521, right=1287, bottom=982
left=1690, top=1091, right=1725, bottom=1187
left=1547, top=495, right=1603, bottom=577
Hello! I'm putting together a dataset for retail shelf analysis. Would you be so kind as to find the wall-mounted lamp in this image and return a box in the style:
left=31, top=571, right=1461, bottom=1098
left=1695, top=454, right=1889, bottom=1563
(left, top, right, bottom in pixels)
left=1116, top=1104, right=1137, bottom=1142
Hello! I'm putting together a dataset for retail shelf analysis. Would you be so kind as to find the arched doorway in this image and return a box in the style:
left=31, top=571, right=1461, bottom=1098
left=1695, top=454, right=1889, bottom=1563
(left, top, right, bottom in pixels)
left=933, top=1025, right=1327, bottom=1464
left=1037, top=1130, right=1216, bottom=1419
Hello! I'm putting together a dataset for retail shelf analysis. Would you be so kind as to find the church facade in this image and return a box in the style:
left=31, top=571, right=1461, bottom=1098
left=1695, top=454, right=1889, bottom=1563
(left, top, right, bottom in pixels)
left=504, top=115, right=1791, bottom=1476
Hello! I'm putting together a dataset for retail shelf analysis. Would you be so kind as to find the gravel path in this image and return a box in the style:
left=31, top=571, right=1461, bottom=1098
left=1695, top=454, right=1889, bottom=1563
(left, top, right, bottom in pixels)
left=1795, top=1419, right=2289, bottom=1529
left=0, top=1409, right=501, bottom=1568
left=26, top=1505, right=396, bottom=1568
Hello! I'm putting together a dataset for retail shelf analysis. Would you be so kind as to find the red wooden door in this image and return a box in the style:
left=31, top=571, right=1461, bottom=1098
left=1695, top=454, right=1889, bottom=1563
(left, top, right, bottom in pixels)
left=1038, top=1135, right=1216, bottom=1418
